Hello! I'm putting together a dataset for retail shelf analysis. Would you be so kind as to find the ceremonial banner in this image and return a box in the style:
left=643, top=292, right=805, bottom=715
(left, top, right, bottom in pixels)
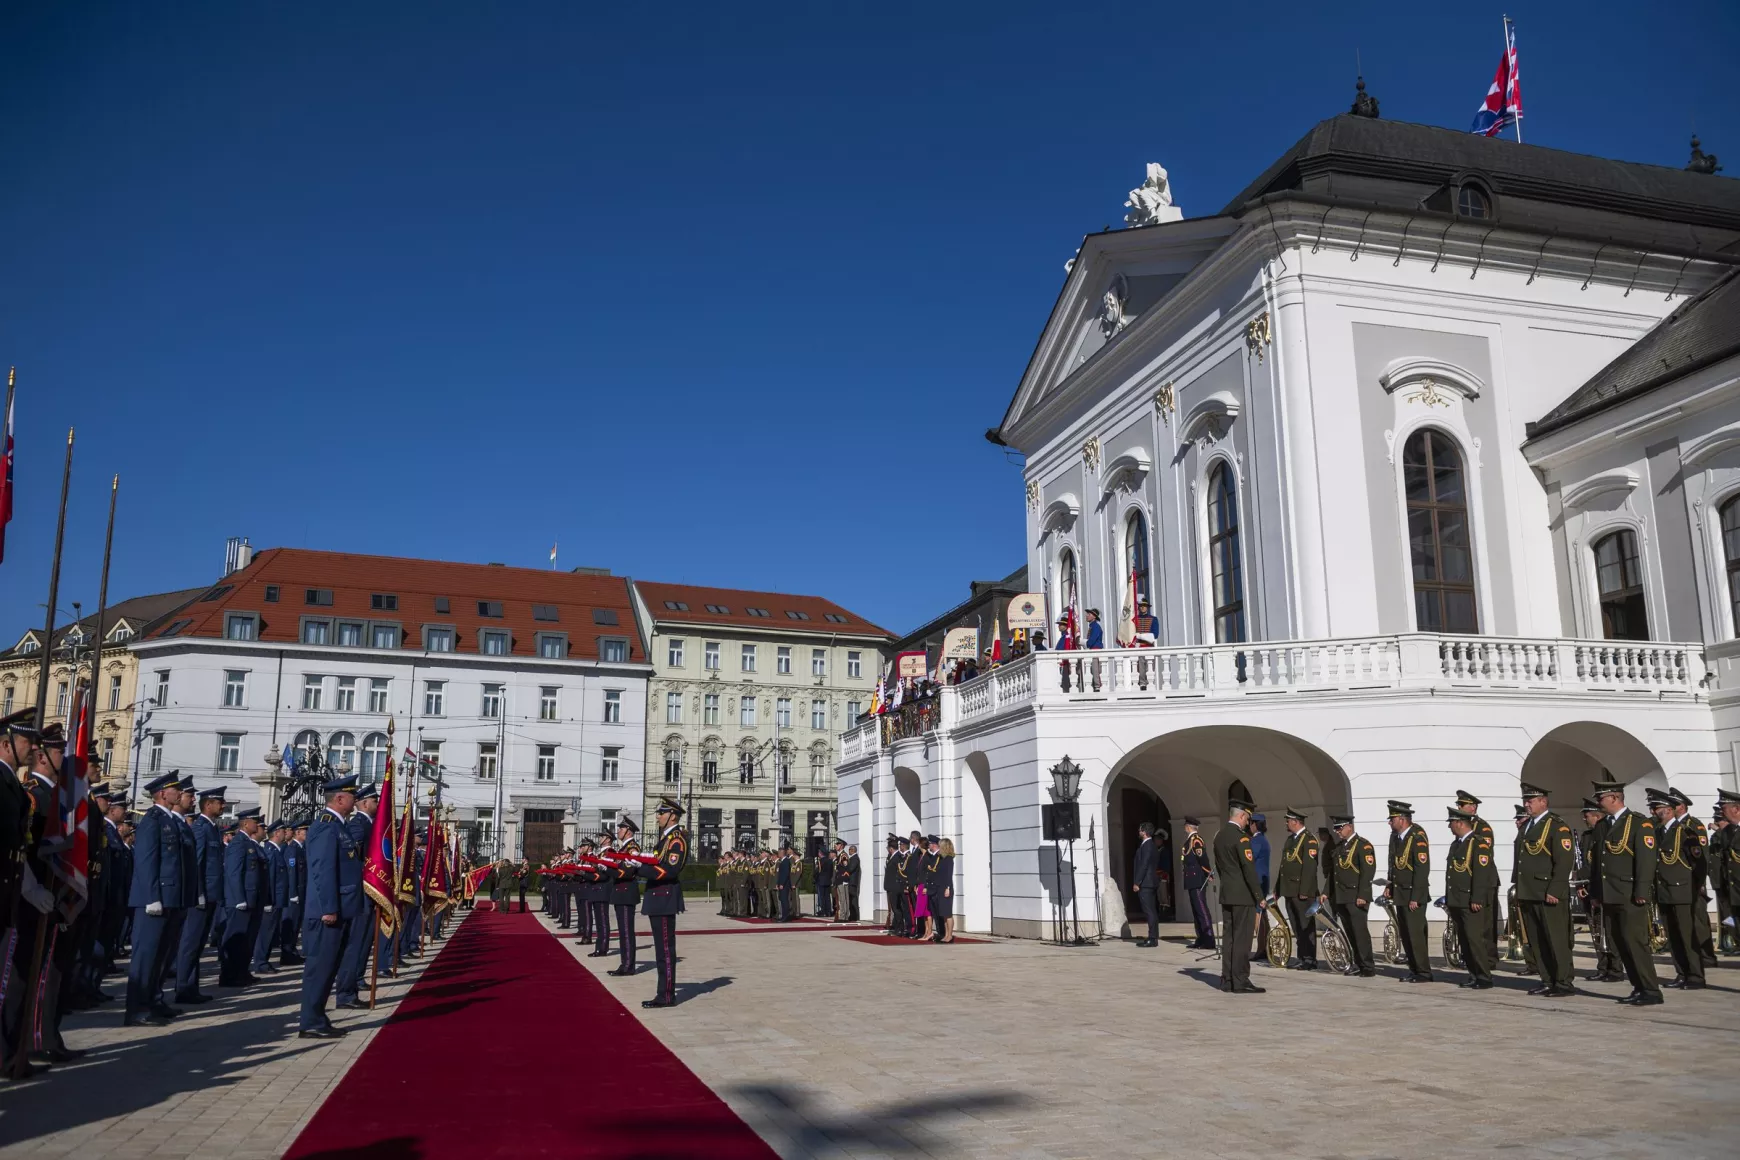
left=895, top=650, right=927, bottom=679
left=940, top=627, right=978, bottom=662
left=363, top=749, right=399, bottom=935
left=1006, top=593, right=1048, bottom=631
left=47, top=684, right=93, bottom=921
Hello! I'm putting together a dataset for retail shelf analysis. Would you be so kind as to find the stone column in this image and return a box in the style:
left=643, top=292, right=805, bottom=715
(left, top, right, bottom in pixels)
left=253, top=750, right=290, bottom=821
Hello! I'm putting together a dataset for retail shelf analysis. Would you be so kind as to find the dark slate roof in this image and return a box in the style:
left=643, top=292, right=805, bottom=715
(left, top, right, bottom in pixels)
left=5, top=587, right=207, bottom=657
left=1223, top=115, right=1740, bottom=250
left=1527, top=270, right=1740, bottom=439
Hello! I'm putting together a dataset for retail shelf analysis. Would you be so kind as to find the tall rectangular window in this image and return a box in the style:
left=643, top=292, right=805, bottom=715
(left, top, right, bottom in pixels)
left=536, top=745, right=557, bottom=781
left=224, top=670, right=247, bottom=708
left=217, top=733, right=241, bottom=773
left=370, top=623, right=399, bottom=649
left=477, top=742, right=498, bottom=780
left=667, top=639, right=685, bottom=668
left=847, top=651, right=862, bottom=679
left=666, top=691, right=683, bottom=723
left=703, top=694, right=720, bottom=726
left=777, top=646, right=792, bottom=674
left=704, top=642, right=720, bottom=671
left=56, top=682, right=68, bottom=716
left=225, top=614, right=255, bottom=641
left=600, top=746, right=620, bottom=784
left=420, top=739, right=442, bottom=773
left=739, top=750, right=756, bottom=785
left=481, top=630, right=509, bottom=656
left=155, top=670, right=169, bottom=707
left=740, top=644, right=756, bottom=673
left=106, top=674, right=122, bottom=711
left=335, top=677, right=356, bottom=711
left=740, top=695, right=757, bottom=727
left=702, top=755, right=719, bottom=784
left=101, top=737, right=114, bottom=771
left=811, top=648, right=826, bottom=677
left=482, top=683, right=502, bottom=718
left=149, top=733, right=163, bottom=772
left=776, top=697, right=791, bottom=728
left=539, top=686, right=558, bottom=721
left=602, top=689, right=621, bottom=723
left=846, top=700, right=861, bottom=722
left=425, top=627, right=455, bottom=652
left=2, top=686, right=12, bottom=714
left=811, top=699, right=826, bottom=730
left=368, top=678, right=389, bottom=713
left=337, top=621, right=364, bottom=647
left=664, top=750, right=682, bottom=784
left=302, top=676, right=323, bottom=711
left=424, top=681, right=445, bottom=716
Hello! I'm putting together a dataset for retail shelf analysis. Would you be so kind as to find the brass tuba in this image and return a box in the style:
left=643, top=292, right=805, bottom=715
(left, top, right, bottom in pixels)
left=1260, top=894, right=1293, bottom=966
left=1503, top=886, right=1536, bottom=968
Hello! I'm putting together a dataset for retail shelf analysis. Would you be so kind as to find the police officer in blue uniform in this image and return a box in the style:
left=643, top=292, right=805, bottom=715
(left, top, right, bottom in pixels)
left=300, top=774, right=360, bottom=1037
left=220, top=808, right=269, bottom=986
left=638, top=797, right=690, bottom=1008
left=125, top=772, right=192, bottom=1026
left=334, top=783, right=379, bottom=1010
left=173, top=785, right=227, bottom=1005
left=282, top=822, right=308, bottom=966
left=252, top=819, right=291, bottom=974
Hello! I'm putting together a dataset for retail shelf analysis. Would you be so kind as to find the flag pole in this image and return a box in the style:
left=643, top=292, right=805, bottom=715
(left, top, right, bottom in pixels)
left=1506, top=16, right=1522, bottom=144
left=32, top=429, right=74, bottom=731
left=88, top=476, right=118, bottom=734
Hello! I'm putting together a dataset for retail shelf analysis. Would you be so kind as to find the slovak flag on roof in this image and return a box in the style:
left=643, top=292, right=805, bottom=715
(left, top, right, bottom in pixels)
left=1470, top=19, right=1522, bottom=138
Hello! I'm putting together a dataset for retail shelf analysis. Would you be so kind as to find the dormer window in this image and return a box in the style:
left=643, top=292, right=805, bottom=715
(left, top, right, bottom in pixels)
left=1456, top=183, right=1491, bottom=220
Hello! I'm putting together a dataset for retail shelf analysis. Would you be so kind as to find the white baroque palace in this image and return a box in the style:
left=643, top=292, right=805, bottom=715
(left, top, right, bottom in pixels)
left=837, top=112, right=1740, bottom=938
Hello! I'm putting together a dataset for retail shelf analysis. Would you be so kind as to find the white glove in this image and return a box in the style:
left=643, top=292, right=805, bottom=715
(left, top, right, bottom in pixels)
left=146, top=901, right=163, bottom=917
left=236, top=902, right=248, bottom=911
left=264, top=905, right=275, bottom=913
left=199, top=894, right=207, bottom=907
left=290, top=896, right=300, bottom=904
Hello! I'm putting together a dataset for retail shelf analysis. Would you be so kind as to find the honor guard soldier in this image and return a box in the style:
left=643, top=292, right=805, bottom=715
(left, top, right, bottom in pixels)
left=1444, top=807, right=1498, bottom=988
left=283, top=822, right=307, bottom=966
left=125, top=771, right=192, bottom=1026
left=1668, top=788, right=1718, bottom=968
left=334, top=783, right=380, bottom=1010
left=300, top=774, right=361, bottom=1037
left=1182, top=819, right=1215, bottom=949
left=221, top=808, right=269, bottom=986
left=573, top=841, right=595, bottom=941
left=1383, top=801, right=1433, bottom=982
left=1648, top=789, right=1705, bottom=989
left=1212, top=798, right=1264, bottom=993
left=587, top=830, right=614, bottom=958
left=173, top=785, right=227, bottom=1005
left=1717, top=789, right=1740, bottom=950
left=1273, top=808, right=1320, bottom=969
left=1590, top=778, right=1662, bottom=1005
left=1323, top=814, right=1377, bottom=975
left=637, top=797, right=689, bottom=1008
left=252, top=819, right=290, bottom=976
left=1513, top=783, right=1575, bottom=996
left=1577, top=798, right=1623, bottom=981
left=608, top=815, right=642, bottom=977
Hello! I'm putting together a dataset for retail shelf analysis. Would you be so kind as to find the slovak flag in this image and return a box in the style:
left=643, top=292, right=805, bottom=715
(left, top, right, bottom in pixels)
left=1470, top=20, right=1522, bottom=138
left=549, top=541, right=557, bottom=567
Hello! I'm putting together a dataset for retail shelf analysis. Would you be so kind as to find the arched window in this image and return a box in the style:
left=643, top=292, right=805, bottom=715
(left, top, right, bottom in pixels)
left=1125, top=509, right=1151, bottom=607
left=1722, top=497, right=1740, bottom=637
left=663, top=737, right=684, bottom=785
left=1056, top=548, right=1078, bottom=633
left=359, top=732, right=390, bottom=778
left=292, top=729, right=321, bottom=770
left=809, top=743, right=830, bottom=788
left=1456, top=184, right=1491, bottom=219
left=1404, top=430, right=1478, bottom=633
left=738, top=740, right=758, bottom=786
left=1207, top=463, right=1245, bottom=643
left=328, top=731, right=357, bottom=771
left=701, top=737, right=723, bottom=785
left=1227, top=778, right=1252, bottom=814
left=1593, top=529, right=1649, bottom=640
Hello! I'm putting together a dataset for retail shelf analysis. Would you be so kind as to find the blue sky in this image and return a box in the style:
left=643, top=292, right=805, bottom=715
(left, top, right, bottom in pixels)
left=2, top=1, right=1735, bottom=643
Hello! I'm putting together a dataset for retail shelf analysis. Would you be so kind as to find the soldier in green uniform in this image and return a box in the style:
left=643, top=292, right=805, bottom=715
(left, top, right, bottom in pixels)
left=1454, top=790, right=1500, bottom=965
left=1718, top=790, right=1740, bottom=951
left=1322, top=814, right=1377, bottom=976
left=1383, top=801, right=1433, bottom=982
left=1211, top=797, right=1264, bottom=994
left=1648, top=789, right=1705, bottom=989
left=1443, top=807, right=1497, bottom=988
left=1591, top=778, right=1662, bottom=1005
left=1577, top=798, right=1623, bottom=981
left=1513, top=782, right=1575, bottom=996
left=1668, top=789, right=1718, bottom=968
left=1273, top=807, right=1320, bottom=970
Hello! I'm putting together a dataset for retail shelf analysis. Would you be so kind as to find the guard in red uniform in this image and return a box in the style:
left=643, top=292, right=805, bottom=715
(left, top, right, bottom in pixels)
left=637, top=798, right=689, bottom=1008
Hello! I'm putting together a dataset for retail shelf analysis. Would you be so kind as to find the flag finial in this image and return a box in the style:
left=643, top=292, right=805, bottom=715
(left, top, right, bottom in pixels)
left=1688, top=136, right=1723, bottom=175
left=1350, top=76, right=1379, bottom=119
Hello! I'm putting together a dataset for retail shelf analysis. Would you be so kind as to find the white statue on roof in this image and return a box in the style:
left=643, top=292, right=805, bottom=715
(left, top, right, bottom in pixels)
left=1124, top=162, right=1182, bottom=227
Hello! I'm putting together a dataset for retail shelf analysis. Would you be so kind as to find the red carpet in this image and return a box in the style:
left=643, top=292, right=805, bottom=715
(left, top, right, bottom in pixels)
left=835, top=934, right=989, bottom=946
left=285, top=909, right=778, bottom=1159
left=721, top=915, right=828, bottom=925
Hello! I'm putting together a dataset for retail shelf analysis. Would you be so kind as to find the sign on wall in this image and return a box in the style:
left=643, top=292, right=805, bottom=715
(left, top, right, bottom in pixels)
left=941, top=627, right=979, bottom=661
left=895, top=650, right=928, bottom=679
left=1007, top=593, right=1048, bottom=631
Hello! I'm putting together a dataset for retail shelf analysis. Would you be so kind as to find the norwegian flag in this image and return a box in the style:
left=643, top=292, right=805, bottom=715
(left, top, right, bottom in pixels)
left=1471, top=18, right=1523, bottom=139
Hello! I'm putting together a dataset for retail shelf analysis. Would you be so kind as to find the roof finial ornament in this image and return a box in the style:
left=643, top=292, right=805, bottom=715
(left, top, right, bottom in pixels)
left=1350, top=75, right=1379, bottom=119
left=1687, top=135, right=1721, bottom=175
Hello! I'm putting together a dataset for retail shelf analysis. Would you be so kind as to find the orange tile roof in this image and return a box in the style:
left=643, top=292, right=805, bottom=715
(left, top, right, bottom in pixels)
left=155, top=548, right=645, bottom=663
left=634, top=580, right=891, bottom=639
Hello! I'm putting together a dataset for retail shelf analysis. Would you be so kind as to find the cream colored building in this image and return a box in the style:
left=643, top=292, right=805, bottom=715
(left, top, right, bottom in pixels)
left=630, top=581, right=890, bottom=860
left=0, top=588, right=204, bottom=799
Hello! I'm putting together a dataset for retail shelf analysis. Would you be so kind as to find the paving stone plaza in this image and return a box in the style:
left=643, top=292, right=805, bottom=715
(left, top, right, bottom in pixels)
left=5, top=905, right=1731, bottom=1159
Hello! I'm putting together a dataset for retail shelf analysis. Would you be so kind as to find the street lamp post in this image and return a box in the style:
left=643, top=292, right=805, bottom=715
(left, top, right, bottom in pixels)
left=1049, top=756, right=1088, bottom=947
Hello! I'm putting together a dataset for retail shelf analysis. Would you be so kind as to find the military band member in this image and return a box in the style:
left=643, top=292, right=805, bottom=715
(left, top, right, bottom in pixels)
left=1577, top=798, right=1623, bottom=981
left=1649, top=789, right=1705, bottom=989
left=1513, top=783, right=1574, bottom=996
left=1212, top=799, right=1264, bottom=994
left=1591, top=778, right=1662, bottom=1005
left=1444, top=808, right=1497, bottom=988
left=1181, top=818, right=1214, bottom=950
left=1668, top=788, right=1718, bottom=968
left=1383, top=801, right=1432, bottom=981
left=637, top=797, right=689, bottom=1008
left=887, top=836, right=909, bottom=935
left=1273, top=808, right=1319, bottom=969
left=609, top=816, right=643, bottom=976
left=1323, top=815, right=1377, bottom=976
left=573, top=841, right=595, bottom=939
left=300, top=775, right=360, bottom=1037
left=1454, top=790, right=1500, bottom=956
left=125, top=771, right=192, bottom=1026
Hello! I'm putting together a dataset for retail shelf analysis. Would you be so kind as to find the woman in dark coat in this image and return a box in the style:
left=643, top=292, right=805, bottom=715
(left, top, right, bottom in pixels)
left=929, top=837, right=957, bottom=943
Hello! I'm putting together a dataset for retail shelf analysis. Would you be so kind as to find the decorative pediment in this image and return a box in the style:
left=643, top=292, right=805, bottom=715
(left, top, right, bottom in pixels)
left=1180, top=391, right=1242, bottom=443
left=1101, top=448, right=1152, bottom=496
left=1562, top=468, right=1639, bottom=510
left=1379, top=357, right=1485, bottom=402
left=1040, top=493, right=1081, bottom=534
left=1681, top=422, right=1740, bottom=468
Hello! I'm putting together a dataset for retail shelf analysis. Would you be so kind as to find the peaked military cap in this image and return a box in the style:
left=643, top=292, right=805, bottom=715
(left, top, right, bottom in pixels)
left=1329, top=814, right=1354, bottom=827
left=1446, top=807, right=1471, bottom=823
left=1644, top=787, right=1673, bottom=807
left=1581, top=797, right=1602, bottom=812
left=37, top=722, right=67, bottom=749
left=323, top=772, right=359, bottom=794
left=1519, top=782, right=1548, bottom=799
left=89, top=782, right=112, bottom=796
left=1454, top=789, right=1481, bottom=807
left=1513, top=804, right=1529, bottom=818
left=1667, top=787, right=1693, bottom=807
left=235, top=807, right=262, bottom=821
left=1592, top=778, right=1626, bottom=797
left=1284, top=807, right=1308, bottom=822
left=269, top=818, right=292, bottom=831
left=0, top=709, right=41, bottom=739
left=354, top=782, right=380, bottom=801
left=1183, top=816, right=1201, bottom=826
left=616, top=814, right=639, bottom=834
left=1718, top=788, right=1740, bottom=805
left=175, top=776, right=196, bottom=792
left=199, top=785, right=228, bottom=801
left=1228, top=797, right=1255, bottom=814
left=885, top=835, right=899, bottom=847
left=1386, top=800, right=1413, bottom=818
left=925, top=833, right=940, bottom=844
left=144, top=771, right=181, bottom=794
left=653, top=796, right=683, bottom=819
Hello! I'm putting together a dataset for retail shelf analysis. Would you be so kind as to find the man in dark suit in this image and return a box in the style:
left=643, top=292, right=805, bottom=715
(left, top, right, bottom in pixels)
left=844, top=844, right=861, bottom=922
left=883, top=836, right=903, bottom=933
left=1212, top=800, right=1265, bottom=994
left=775, top=841, right=796, bottom=922
left=125, top=772, right=191, bottom=1026
left=1130, top=821, right=1160, bottom=947
left=813, top=844, right=834, bottom=918
left=173, top=785, right=227, bottom=1005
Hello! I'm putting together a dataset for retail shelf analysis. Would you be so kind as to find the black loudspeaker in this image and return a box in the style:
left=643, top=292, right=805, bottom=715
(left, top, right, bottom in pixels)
left=1042, top=803, right=1080, bottom=841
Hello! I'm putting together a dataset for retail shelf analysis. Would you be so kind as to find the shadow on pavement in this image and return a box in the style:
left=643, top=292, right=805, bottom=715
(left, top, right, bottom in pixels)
left=726, top=1083, right=1029, bottom=1154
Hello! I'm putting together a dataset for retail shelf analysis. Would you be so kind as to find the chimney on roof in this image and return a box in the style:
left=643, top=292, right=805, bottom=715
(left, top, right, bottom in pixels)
left=223, top=537, right=253, bottom=577
left=568, top=566, right=611, bottom=576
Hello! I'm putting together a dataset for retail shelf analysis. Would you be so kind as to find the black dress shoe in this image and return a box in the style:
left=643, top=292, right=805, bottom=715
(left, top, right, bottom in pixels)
left=1618, top=990, right=1643, bottom=1003
left=641, top=997, right=675, bottom=1008
left=1544, top=986, right=1576, bottom=997
left=1416, top=974, right=1435, bottom=983
left=607, top=967, right=635, bottom=976
left=279, top=954, right=305, bottom=966
left=1681, top=979, right=1706, bottom=990
left=1628, top=993, right=1665, bottom=1006
left=1233, top=983, right=1267, bottom=994
left=253, top=963, right=280, bottom=974
left=342, top=999, right=371, bottom=1010
left=173, top=992, right=214, bottom=1005
left=1470, top=979, right=1494, bottom=989
left=37, top=1047, right=85, bottom=1063
left=1220, top=983, right=1235, bottom=992
left=587, top=951, right=611, bottom=959
left=149, top=1003, right=182, bottom=1020
left=1458, top=979, right=1479, bottom=988
left=124, top=1012, right=155, bottom=1027
left=1527, top=985, right=1550, bottom=995
left=1357, top=968, right=1377, bottom=977
left=298, top=1027, right=345, bottom=1039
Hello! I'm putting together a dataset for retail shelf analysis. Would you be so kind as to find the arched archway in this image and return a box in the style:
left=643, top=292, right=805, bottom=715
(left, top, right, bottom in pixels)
left=1098, top=726, right=1353, bottom=931
left=961, top=753, right=993, bottom=933
left=1521, top=721, right=1666, bottom=819
left=892, top=767, right=921, bottom=839
left=1105, top=776, right=1173, bottom=931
